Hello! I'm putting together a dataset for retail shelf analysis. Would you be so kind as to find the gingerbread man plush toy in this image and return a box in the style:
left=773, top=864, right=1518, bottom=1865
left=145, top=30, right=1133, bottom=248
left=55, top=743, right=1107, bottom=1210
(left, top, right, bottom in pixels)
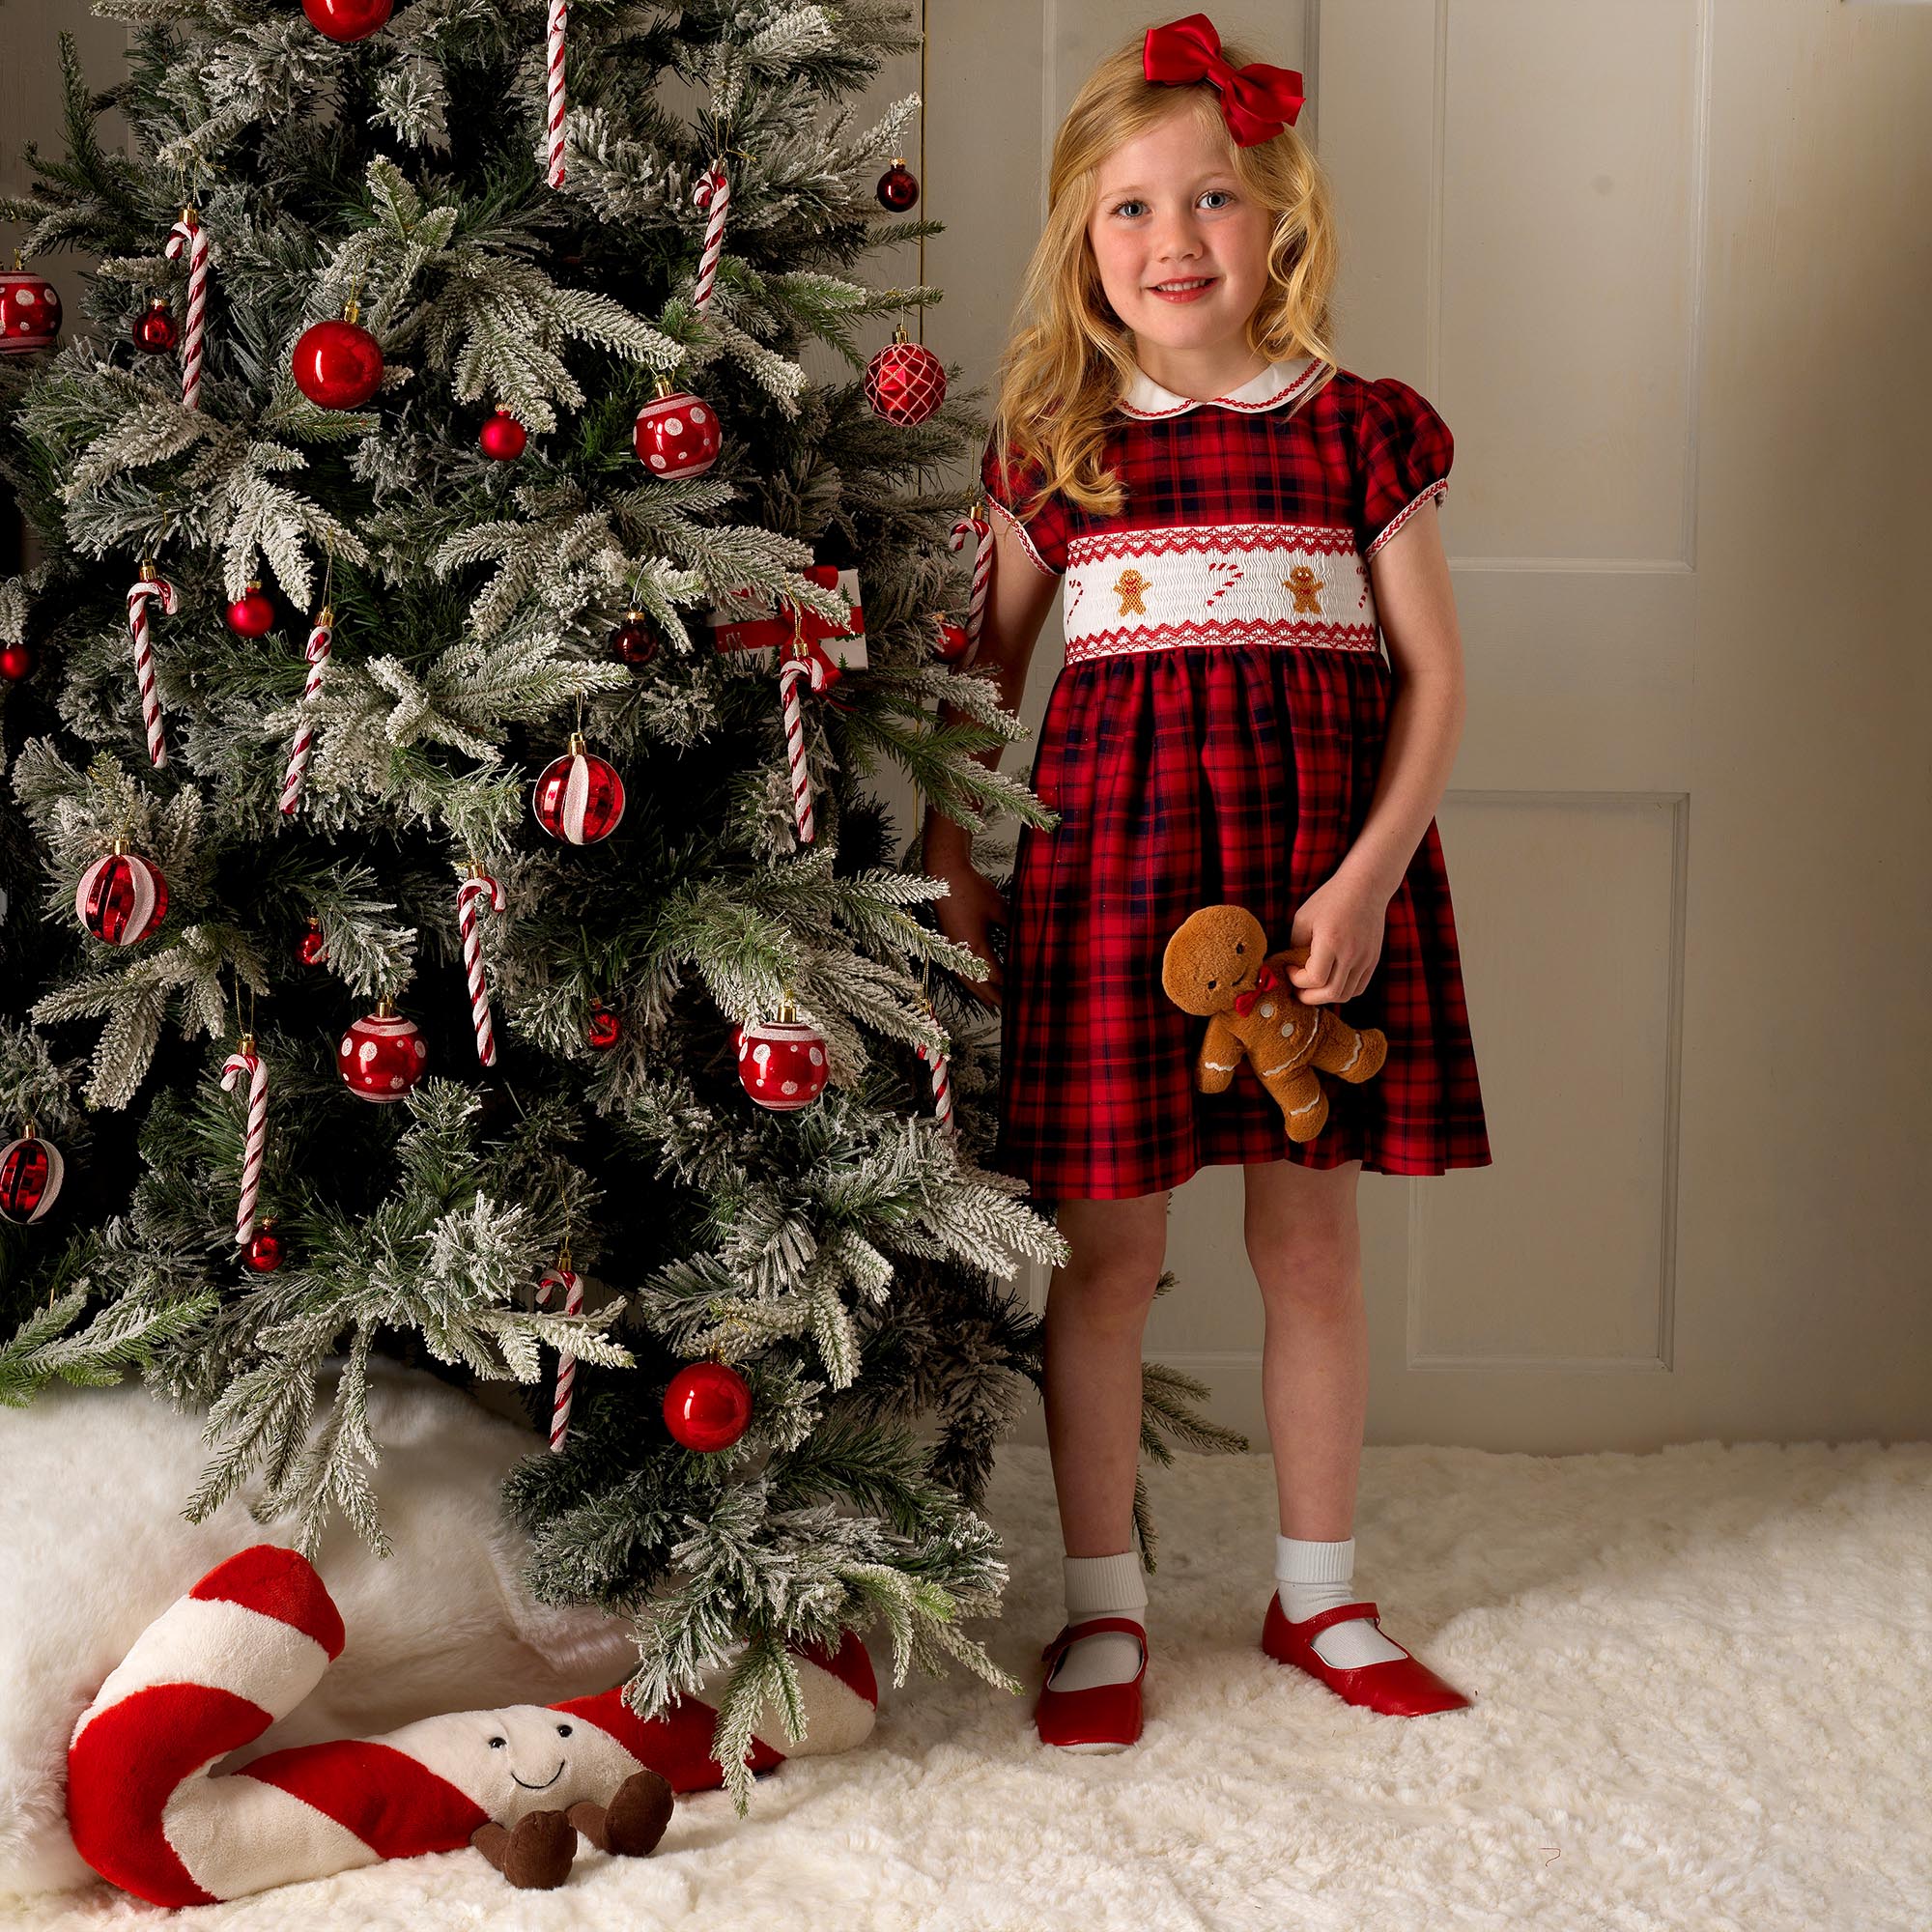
left=1160, top=904, right=1388, bottom=1141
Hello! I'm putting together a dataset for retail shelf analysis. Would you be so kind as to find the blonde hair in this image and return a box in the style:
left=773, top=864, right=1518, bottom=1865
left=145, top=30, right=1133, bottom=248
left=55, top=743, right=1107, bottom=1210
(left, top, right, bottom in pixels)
left=989, top=28, right=1341, bottom=517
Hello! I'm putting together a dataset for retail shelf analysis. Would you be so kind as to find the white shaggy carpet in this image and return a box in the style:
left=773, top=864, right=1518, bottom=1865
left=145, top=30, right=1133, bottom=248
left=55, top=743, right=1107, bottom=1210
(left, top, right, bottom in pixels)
left=9, top=1435, right=1929, bottom=1932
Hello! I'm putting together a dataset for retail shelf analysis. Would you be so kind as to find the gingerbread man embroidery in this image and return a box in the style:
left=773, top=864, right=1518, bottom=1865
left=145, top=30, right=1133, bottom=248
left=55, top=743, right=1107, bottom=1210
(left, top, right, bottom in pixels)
left=1284, top=564, right=1324, bottom=614
left=1112, top=568, right=1151, bottom=616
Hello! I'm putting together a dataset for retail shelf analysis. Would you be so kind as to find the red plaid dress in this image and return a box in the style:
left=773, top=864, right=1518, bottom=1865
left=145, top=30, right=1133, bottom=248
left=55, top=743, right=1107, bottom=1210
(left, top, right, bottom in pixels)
left=982, top=356, right=1492, bottom=1207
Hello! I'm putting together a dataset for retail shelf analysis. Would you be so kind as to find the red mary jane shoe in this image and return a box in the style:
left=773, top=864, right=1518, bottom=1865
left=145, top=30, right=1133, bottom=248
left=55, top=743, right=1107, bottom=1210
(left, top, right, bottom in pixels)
left=1262, top=1595, right=1473, bottom=1717
left=1034, top=1615, right=1148, bottom=1752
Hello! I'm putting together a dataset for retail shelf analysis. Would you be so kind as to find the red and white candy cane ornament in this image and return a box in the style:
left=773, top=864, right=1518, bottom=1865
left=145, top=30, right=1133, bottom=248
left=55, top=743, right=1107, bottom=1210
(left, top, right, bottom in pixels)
left=777, top=599, right=843, bottom=845
left=546, top=0, right=567, bottom=187
left=278, top=605, right=333, bottom=816
left=454, top=863, right=505, bottom=1067
left=218, top=1034, right=268, bottom=1248
left=127, top=560, right=177, bottom=769
left=692, top=159, right=729, bottom=311
left=949, top=501, right=992, bottom=666
left=535, top=1259, right=585, bottom=1452
left=915, top=1001, right=956, bottom=1139
left=163, top=208, right=210, bottom=410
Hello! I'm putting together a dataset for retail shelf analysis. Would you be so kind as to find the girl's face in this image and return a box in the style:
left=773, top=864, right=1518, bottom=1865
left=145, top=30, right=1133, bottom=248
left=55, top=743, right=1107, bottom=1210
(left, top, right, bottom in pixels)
left=1086, top=106, right=1274, bottom=362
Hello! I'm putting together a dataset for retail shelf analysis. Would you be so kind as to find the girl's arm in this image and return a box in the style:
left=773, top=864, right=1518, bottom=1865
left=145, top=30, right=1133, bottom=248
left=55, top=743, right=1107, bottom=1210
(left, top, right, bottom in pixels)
left=1331, top=500, right=1469, bottom=902
left=922, top=509, right=1060, bottom=861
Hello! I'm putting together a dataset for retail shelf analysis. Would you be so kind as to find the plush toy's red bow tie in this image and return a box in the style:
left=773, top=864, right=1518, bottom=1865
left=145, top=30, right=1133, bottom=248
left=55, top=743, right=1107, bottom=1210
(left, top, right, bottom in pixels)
left=1232, top=961, right=1279, bottom=1015
left=1143, top=14, right=1305, bottom=148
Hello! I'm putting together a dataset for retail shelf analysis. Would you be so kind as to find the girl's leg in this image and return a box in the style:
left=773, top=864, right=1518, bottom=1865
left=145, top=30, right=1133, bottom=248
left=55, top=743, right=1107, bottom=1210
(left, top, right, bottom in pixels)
left=1243, top=1156, right=1407, bottom=1667
left=1039, top=1190, right=1169, bottom=1694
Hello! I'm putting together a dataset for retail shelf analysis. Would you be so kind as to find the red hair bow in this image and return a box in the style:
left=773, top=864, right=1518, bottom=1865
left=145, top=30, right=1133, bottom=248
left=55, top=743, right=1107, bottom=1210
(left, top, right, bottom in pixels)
left=1143, top=14, right=1305, bottom=148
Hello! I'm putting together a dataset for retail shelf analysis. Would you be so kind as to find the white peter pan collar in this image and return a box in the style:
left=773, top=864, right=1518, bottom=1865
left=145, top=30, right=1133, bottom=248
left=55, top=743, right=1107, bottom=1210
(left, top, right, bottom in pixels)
left=1117, top=355, right=1328, bottom=420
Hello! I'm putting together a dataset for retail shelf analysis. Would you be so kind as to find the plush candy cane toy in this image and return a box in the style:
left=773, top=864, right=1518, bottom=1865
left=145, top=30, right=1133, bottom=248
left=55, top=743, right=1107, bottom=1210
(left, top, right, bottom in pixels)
left=68, top=1544, right=879, bottom=1905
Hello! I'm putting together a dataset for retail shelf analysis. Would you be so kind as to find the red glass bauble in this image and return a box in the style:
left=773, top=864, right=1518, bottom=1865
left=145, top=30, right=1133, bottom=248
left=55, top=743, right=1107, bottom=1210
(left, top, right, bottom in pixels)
left=292, top=316, right=384, bottom=410
left=0, top=268, right=61, bottom=355
left=478, top=409, right=527, bottom=461
left=663, top=1360, right=753, bottom=1453
left=302, top=0, right=392, bottom=42
left=609, top=611, right=659, bottom=667
left=74, top=847, right=168, bottom=947
left=585, top=1006, right=621, bottom=1050
left=875, top=160, right=921, bottom=212
left=0, top=640, right=35, bottom=681
left=242, top=1226, right=283, bottom=1273
left=337, top=1004, right=428, bottom=1104
left=132, top=298, right=178, bottom=354
left=633, top=386, right=722, bottom=478
left=732, top=1014, right=830, bottom=1111
left=0, top=1132, right=65, bottom=1226
left=864, top=335, right=947, bottom=426
left=531, top=734, right=626, bottom=845
left=932, top=615, right=971, bottom=662
left=225, top=584, right=275, bottom=637
left=298, top=920, right=329, bottom=966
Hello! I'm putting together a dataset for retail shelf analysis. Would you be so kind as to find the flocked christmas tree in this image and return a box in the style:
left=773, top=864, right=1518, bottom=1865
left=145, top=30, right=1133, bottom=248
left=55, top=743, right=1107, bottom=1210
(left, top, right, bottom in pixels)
left=0, top=0, right=1243, bottom=1810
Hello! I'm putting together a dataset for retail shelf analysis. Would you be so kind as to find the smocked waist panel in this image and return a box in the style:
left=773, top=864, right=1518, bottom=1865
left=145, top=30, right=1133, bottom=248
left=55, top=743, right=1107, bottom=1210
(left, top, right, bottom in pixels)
left=1061, top=522, right=1382, bottom=665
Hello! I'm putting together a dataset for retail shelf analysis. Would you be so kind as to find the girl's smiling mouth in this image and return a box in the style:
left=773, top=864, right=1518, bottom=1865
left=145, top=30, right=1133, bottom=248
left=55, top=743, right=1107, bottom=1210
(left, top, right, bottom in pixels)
left=1148, top=275, right=1218, bottom=301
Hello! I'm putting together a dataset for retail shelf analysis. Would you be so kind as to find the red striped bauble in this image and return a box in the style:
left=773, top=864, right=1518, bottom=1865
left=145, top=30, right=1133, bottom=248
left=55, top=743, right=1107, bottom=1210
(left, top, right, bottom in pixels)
left=0, top=1130, right=65, bottom=1225
left=531, top=732, right=626, bottom=845
left=74, top=844, right=168, bottom=947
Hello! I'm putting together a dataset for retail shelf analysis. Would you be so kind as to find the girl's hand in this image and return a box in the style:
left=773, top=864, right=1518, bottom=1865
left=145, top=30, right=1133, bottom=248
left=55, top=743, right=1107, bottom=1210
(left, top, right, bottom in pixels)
left=1285, top=873, right=1392, bottom=1006
left=930, top=853, right=1009, bottom=1010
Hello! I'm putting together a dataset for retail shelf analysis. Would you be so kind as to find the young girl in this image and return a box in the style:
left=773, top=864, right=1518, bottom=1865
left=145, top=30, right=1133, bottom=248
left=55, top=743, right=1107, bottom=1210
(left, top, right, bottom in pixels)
left=923, top=14, right=1492, bottom=1753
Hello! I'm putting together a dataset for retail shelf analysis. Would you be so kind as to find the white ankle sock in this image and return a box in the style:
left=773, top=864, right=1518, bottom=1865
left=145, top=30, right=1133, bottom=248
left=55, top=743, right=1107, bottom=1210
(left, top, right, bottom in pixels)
left=1049, top=1550, right=1147, bottom=1692
left=1275, top=1534, right=1407, bottom=1668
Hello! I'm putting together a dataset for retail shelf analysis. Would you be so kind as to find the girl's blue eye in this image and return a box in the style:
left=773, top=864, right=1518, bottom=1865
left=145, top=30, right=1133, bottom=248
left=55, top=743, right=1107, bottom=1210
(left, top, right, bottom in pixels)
left=1111, top=191, right=1233, bottom=217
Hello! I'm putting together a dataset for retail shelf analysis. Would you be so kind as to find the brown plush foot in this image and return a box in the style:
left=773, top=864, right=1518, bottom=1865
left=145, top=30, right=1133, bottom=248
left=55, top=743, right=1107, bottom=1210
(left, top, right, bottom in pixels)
left=568, top=1769, right=675, bottom=1858
left=470, top=1809, right=577, bottom=1889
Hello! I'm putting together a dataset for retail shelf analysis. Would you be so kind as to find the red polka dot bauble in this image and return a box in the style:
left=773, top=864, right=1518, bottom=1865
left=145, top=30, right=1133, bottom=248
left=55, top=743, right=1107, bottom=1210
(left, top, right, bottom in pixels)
left=1, top=640, right=35, bottom=681
left=478, top=409, right=526, bottom=461
left=225, top=582, right=275, bottom=637
left=663, top=1360, right=753, bottom=1453
left=609, top=611, right=659, bottom=667
left=337, top=1001, right=428, bottom=1104
left=132, top=297, right=178, bottom=354
left=0, top=265, right=60, bottom=355
left=732, top=1012, right=830, bottom=1111
left=633, top=383, right=722, bottom=478
left=242, top=1223, right=284, bottom=1273
left=0, top=1130, right=65, bottom=1226
left=302, top=0, right=392, bottom=41
left=585, top=1006, right=621, bottom=1050
left=931, top=615, right=971, bottom=662
left=864, top=327, right=946, bottom=426
left=292, top=313, right=384, bottom=410
left=875, top=159, right=920, bottom=211
left=74, top=843, right=168, bottom=947
left=531, top=732, right=626, bottom=845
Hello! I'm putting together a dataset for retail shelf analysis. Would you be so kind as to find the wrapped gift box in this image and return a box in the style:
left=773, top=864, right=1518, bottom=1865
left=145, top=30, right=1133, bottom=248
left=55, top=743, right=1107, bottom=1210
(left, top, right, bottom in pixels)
left=710, top=564, right=867, bottom=668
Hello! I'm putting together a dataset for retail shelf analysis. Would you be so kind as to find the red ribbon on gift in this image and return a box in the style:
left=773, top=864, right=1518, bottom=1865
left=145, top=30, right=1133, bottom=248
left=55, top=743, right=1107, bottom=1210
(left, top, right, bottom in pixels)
left=1232, top=961, right=1280, bottom=1016
left=1143, top=14, right=1305, bottom=147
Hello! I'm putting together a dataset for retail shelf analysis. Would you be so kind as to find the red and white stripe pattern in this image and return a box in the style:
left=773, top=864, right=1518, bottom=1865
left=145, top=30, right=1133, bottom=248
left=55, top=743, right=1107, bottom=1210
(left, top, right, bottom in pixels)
left=127, top=567, right=178, bottom=768
left=949, top=507, right=992, bottom=667
left=74, top=850, right=166, bottom=947
left=777, top=653, right=818, bottom=843
left=278, top=610, right=333, bottom=816
left=915, top=1037, right=955, bottom=1138
left=546, top=1, right=567, bottom=187
left=163, top=210, right=210, bottom=411
left=218, top=1039, right=268, bottom=1247
left=534, top=1265, right=584, bottom=1451
left=67, top=1544, right=879, bottom=1906
left=692, top=161, right=729, bottom=312
left=454, top=867, right=505, bottom=1066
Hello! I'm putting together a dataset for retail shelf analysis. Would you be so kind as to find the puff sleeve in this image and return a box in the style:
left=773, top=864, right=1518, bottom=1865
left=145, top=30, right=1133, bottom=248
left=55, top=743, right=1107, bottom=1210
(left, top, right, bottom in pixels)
left=1353, top=376, right=1454, bottom=560
left=980, top=436, right=1069, bottom=578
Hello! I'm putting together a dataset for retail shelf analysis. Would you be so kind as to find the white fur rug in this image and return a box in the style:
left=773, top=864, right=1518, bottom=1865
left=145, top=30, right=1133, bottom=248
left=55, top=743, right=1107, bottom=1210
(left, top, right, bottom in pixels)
left=7, top=1426, right=1928, bottom=1931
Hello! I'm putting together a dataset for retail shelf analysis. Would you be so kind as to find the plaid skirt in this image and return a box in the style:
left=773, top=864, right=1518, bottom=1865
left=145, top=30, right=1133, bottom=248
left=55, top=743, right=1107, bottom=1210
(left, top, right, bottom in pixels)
left=992, top=642, right=1492, bottom=1205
